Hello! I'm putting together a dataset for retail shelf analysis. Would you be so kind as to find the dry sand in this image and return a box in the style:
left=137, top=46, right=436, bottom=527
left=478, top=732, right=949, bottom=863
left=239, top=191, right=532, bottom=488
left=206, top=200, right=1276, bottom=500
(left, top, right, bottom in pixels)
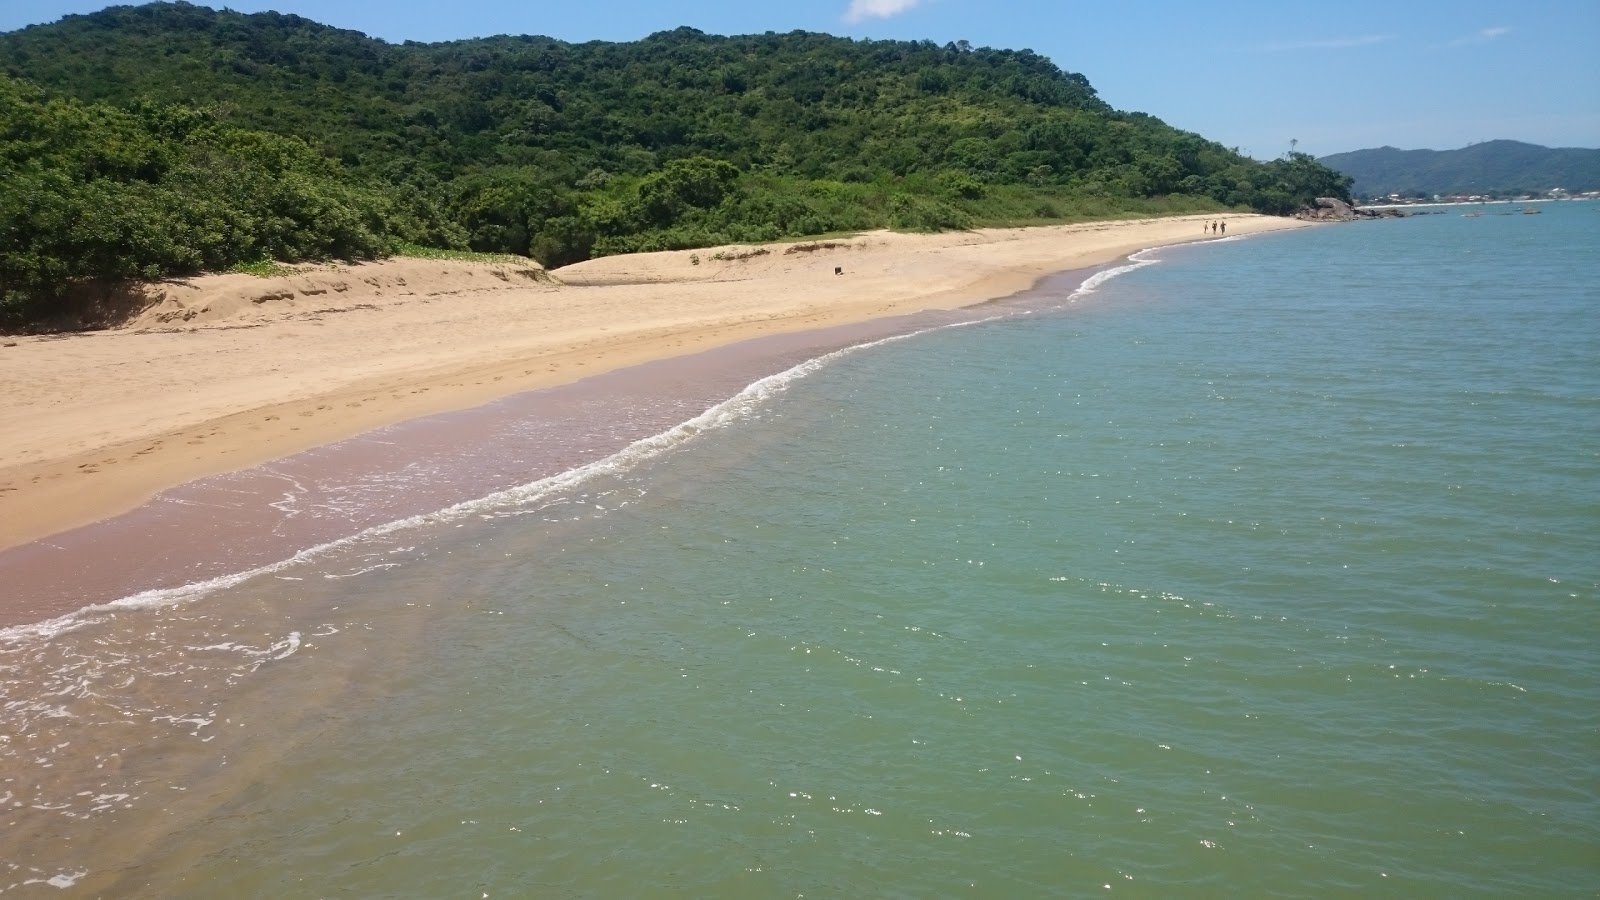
left=0, top=214, right=1305, bottom=550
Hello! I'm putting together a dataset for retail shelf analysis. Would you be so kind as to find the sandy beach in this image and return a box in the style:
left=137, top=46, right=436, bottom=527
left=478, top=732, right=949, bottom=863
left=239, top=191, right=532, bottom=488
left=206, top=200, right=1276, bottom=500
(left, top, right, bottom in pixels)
left=0, top=214, right=1305, bottom=552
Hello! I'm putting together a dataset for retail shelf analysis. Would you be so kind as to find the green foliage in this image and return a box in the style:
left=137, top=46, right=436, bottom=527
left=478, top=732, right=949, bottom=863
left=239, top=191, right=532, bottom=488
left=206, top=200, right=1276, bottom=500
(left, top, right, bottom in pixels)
left=888, top=193, right=974, bottom=231
left=1249, top=152, right=1356, bottom=215
left=227, top=258, right=297, bottom=277
left=0, top=72, right=406, bottom=326
left=0, top=3, right=1357, bottom=327
left=938, top=171, right=987, bottom=200
left=638, top=157, right=741, bottom=226
left=391, top=242, right=534, bottom=265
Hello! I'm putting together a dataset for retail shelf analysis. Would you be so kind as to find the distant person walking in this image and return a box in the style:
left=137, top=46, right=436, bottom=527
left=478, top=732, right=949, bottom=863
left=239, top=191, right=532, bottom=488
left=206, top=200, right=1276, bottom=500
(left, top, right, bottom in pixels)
left=1220, top=221, right=1226, bottom=235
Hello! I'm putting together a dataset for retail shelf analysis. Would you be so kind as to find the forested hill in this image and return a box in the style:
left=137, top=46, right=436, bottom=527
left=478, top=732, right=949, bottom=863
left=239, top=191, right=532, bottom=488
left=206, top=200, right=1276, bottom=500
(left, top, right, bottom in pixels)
left=0, top=2, right=1352, bottom=328
left=1321, top=141, right=1600, bottom=198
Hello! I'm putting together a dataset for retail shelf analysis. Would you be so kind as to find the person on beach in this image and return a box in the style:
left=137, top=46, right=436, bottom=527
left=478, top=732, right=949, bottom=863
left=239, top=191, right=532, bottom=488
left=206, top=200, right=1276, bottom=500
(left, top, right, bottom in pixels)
left=1220, top=221, right=1226, bottom=235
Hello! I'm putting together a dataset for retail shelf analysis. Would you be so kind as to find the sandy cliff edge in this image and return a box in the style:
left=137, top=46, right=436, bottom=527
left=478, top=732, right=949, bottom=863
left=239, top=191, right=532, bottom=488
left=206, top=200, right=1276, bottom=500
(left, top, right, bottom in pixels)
left=0, top=214, right=1306, bottom=550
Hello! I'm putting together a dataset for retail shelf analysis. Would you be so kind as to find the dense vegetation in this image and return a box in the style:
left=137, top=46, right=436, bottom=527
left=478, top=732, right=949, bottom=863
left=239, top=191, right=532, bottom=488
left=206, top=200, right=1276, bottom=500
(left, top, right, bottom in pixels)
left=0, top=75, right=445, bottom=323
left=1321, top=140, right=1600, bottom=199
left=0, top=2, right=1353, bottom=327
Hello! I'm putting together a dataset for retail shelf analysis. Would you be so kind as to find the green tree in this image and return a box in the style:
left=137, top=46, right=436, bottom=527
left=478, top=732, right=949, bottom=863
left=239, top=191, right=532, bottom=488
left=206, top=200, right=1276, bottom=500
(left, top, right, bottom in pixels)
left=636, top=156, right=740, bottom=226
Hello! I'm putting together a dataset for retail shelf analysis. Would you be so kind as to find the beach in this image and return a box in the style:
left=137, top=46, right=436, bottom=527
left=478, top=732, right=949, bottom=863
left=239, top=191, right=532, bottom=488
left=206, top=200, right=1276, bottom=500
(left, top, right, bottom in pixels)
left=0, top=213, right=1300, bottom=556
left=3, top=205, right=1596, bottom=897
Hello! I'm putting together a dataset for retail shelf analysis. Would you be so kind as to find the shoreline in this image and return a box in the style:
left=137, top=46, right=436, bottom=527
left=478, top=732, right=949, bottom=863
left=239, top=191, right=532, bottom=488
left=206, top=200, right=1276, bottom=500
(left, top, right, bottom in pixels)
left=0, top=291, right=1082, bottom=631
left=0, top=214, right=1306, bottom=558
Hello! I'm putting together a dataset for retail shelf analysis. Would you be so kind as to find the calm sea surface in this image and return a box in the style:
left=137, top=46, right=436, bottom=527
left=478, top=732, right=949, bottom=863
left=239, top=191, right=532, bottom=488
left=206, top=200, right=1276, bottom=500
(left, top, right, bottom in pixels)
left=4, top=203, right=1597, bottom=897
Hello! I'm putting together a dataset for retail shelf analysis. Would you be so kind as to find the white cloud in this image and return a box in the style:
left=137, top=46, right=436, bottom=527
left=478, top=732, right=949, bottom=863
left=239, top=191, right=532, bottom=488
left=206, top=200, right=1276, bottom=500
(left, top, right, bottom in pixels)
left=1447, top=26, right=1511, bottom=47
left=1260, top=34, right=1396, bottom=52
left=844, top=0, right=925, bottom=23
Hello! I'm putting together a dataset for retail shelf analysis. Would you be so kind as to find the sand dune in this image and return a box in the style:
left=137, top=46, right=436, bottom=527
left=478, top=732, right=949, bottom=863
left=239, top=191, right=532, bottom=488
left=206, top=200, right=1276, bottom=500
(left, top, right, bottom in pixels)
left=0, top=214, right=1305, bottom=549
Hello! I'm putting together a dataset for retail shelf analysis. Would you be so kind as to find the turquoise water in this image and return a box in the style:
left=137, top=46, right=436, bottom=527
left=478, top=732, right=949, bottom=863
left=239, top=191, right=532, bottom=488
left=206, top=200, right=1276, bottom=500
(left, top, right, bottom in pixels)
left=5, top=204, right=1597, bottom=896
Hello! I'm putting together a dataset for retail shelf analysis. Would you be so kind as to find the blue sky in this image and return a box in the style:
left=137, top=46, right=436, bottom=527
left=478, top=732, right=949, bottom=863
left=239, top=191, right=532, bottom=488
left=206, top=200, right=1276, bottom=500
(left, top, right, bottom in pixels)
left=4, top=0, right=1597, bottom=156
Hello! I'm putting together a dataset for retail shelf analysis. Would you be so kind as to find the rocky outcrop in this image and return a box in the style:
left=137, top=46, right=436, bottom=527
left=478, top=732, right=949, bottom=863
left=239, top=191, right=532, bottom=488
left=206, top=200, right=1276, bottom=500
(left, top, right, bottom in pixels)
left=1294, top=197, right=1406, bottom=221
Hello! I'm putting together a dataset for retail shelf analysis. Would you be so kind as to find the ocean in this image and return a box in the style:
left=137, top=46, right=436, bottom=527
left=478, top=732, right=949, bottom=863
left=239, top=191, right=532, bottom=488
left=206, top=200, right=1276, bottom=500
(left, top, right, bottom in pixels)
left=3, top=202, right=1596, bottom=897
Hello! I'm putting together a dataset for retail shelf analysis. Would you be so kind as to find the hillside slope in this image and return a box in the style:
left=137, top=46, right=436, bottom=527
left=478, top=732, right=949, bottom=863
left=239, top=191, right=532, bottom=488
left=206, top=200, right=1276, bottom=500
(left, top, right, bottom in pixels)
left=1, top=2, right=1351, bottom=327
left=1321, top=140, right=1600, bottom=197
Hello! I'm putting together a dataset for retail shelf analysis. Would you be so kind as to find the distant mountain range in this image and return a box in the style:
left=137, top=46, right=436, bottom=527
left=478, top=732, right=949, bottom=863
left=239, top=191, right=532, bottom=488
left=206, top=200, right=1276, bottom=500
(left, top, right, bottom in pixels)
left=1320, top=140, right=1600, bottom=198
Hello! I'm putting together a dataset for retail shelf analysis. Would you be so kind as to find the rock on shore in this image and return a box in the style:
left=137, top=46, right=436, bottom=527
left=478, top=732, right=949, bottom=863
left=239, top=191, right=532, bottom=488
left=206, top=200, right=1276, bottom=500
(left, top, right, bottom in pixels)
left=1294, top=197, right=1406, bottom=222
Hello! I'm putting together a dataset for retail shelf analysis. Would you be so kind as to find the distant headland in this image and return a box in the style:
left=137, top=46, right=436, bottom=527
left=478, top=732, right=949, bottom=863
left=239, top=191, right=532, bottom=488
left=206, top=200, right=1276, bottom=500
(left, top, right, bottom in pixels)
left=1320, top=140, right=1600, bottom=202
